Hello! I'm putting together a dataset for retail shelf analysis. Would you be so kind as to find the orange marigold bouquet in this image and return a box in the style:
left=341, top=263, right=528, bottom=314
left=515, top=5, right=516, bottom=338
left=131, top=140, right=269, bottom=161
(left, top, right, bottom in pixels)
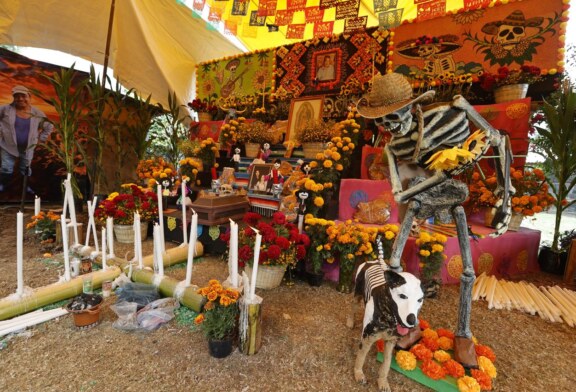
left=136, top=157, right=177, bottom=189
left=467, top=167, right=555, bottom=217
left=194, top=279, right=240, bottom=340
left=416, top=231, right=448, bottom=283
left=26, top=210, right=60, bottom=243
left=388, top=319, right=497, bottom=391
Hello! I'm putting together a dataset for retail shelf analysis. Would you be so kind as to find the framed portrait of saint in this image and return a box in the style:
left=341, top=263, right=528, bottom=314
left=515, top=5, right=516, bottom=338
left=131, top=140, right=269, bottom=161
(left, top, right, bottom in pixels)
left=286, top=96, right=324, bottom=143
left=248, top=164, right=273, bottom=194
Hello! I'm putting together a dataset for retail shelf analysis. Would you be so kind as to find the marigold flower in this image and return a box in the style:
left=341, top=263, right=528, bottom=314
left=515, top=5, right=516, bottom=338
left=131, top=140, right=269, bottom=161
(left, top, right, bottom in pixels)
left=438, top=336, right=454, bottom=350
left=457, top=376, right=481, bottom=392
left=475, top=344, right=496, bottom=362
left=443, top=359, right=465, bottom=378
left=421, top=359, right=446, bottom=380
left=194, top=314, right=204, bottom=324
left=314, top=197, right=324, bottom=207
left=478, top=356, right=497, bottom=378
left=433, top=349, right=451, bottom=363
left=421, top=328, right=439, bottom=340
left=437, top=328, right=454, bottom=339
left=409, top=343, right=433, bottom=361
left=419, top=319, right=430, bottom=330
left=470, top=369, right=492, bottom=390
left=396, top=350, right=417, bottom=370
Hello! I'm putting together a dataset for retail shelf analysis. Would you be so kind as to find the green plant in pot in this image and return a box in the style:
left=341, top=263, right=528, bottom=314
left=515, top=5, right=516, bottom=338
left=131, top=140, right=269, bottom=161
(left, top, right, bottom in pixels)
left=532, top=78, right=576, bottom=273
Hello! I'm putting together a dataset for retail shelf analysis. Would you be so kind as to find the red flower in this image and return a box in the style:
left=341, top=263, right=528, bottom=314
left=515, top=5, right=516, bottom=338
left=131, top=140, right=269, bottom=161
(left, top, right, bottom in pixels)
left=272, top=211, right=286, bottom=225
left=296, top=244, right=307, bottom=260
left=275, top=236, right=291, bottom=250
left=299, top=233, right=311, bottom=247
left=220, top=231, right=231, bottom=243
left=243, top=212, right=262, bottom=226
left=267, top=244, right=282, bottom=259
left=238, top=245, right=253, bottom=263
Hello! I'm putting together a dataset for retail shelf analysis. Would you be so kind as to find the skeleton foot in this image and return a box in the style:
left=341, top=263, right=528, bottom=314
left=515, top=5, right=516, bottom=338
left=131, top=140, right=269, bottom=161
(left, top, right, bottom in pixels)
left=377, top=377, right=391, bottom=392
left=354, top=369, right=367, bottom=384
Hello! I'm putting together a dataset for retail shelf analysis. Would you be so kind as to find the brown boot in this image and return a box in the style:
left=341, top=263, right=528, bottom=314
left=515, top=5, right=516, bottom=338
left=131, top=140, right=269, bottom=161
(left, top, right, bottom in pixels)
left=395, top=327, right=422, bottom=350
left=454, top=336, right=478, bottom=369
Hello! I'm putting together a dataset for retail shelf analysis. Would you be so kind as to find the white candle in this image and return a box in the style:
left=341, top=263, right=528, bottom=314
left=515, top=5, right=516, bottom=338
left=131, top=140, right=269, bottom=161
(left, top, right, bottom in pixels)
left=250, top=228, right=262, bottom=301
left=134, top=212, right=143, bottom=269
left=230, top=219, right=238, bottom=288
left=16, top=212, right=24, bottom=296
left=106, top=217, right=115, bottom=258
left=101, top=228, right=107, bottom=270
left=185, top=210, right=198, bottom=287
left=157, top=184, right=165, bottom=253
left=89, top=197, right=99, bottom=252
left=66, top=178, right=79, bottom=245
left=154, top=224, right=164, bottom=276
left=34, top=196, right=40, bottom=216
left=60, top=214, right=71, bottom=281
left=181, top=180, right=188, bottom=244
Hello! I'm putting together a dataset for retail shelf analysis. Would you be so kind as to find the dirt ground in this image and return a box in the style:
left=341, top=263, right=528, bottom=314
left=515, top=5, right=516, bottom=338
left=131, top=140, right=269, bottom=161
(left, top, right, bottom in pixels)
left=1, top=204, right=575, bottom=392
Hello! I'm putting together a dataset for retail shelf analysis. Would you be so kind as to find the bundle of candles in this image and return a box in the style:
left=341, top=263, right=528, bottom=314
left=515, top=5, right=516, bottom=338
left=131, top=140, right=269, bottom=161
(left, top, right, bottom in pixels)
left=472, top=273, right=576, bottom=327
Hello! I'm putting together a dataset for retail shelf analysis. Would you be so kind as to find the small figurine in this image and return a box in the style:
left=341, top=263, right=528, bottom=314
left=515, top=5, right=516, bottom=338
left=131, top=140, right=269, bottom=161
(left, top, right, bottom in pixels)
left=302, top=163, right=311, bottom=176
left=266, top=159, right=284, bottom=197
left=259, top=142, right=271, bottom=162
left=231, top=147, right=241, bottom=171
left=296, top=189, right=309, bottom=233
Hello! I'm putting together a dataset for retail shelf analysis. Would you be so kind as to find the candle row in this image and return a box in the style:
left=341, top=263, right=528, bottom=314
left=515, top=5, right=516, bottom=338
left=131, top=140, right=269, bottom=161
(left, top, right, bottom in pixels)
left=473, top=273, right=576, bottom=327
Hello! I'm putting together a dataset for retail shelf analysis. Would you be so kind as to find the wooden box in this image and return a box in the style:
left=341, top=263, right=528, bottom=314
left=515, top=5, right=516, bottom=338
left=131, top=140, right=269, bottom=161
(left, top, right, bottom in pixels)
left=189, top=194, right=250, bottom=226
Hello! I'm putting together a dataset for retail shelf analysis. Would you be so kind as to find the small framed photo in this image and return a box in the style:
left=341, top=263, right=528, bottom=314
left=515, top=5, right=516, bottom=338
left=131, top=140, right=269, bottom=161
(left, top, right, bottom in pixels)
left=248, top=164, right=273, bottom=194
left=286, top=95, right=324, bottom=143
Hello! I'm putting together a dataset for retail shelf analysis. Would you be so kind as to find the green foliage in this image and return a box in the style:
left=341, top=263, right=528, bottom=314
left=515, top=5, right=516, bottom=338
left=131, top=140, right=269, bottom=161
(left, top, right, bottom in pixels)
left=33, top=64, right=88, bottom=198
left=127, top=90, right=155, bottom=161
left=532, top=78, right=576, bottom=251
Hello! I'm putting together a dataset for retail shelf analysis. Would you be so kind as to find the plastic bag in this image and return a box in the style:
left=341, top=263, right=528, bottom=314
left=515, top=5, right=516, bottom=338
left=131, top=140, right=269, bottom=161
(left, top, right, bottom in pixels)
left=110, top=301, right=139, bottom=331
left=136, top=298, right=180, bottom=331
left=116, top=282, right=159, bottom=310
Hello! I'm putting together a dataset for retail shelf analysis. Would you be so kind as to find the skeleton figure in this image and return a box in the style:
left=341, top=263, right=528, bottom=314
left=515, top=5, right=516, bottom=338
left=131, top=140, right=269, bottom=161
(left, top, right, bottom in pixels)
left=296, top=190, right=309, bottom=234
left=357, top=73, right=513, bottom=368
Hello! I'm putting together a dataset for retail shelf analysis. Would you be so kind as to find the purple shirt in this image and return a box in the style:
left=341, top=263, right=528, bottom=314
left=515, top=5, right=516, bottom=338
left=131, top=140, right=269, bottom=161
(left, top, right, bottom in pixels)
left=15, top=115, right=30, bottom=152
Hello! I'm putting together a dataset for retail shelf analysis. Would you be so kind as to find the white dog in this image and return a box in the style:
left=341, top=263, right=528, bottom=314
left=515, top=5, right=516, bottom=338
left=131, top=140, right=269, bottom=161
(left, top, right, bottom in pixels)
left=347, top=260, right=424, bottom=392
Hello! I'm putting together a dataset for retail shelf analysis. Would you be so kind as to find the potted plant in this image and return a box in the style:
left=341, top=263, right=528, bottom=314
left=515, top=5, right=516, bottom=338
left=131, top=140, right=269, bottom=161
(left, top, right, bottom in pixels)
left=194, top=279, right=240, bottom=358
left=224, top=211, right=309, bottom=289
left=416, top=231, right=449, bottom=298
left=236, top=120, right=275, bottom=158
left=532, top=78, right=576, bottom=273
left=478, top=64, right=543, bottom=103
left=94, top=184, right=158, bottom=243
left=295, top=119, right=336, bottom=159
left=303, top=216, right=335, bottom=285
left=26, top=210, right=59, bottom=246
left=466, top=167, right=556, bottom=230
left=136, top=156, right=177, bottom=190
left=188, top=98, right=218, bottom=122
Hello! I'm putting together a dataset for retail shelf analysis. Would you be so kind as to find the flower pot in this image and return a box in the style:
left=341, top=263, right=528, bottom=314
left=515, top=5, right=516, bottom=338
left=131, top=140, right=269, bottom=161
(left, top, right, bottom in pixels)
left=66, top=296, right=103, bottom=328
left=245, top=264, right=286, bottom=289
left=538, top=246, right=567, bottom=275
left=306, top=270, right=324, bottom=287
left=337, top=260, right=356, bottom=293
left=493, top=83, right=528, bottom=104
left=302, top=142, right=325, bottom=159
left=113, top=222, right=149, bottom=244
left=244, top=142, right=260, bottom=158
left=198, top=112, right=213, bottom=122
left=208, top=336, right=234, bottom=358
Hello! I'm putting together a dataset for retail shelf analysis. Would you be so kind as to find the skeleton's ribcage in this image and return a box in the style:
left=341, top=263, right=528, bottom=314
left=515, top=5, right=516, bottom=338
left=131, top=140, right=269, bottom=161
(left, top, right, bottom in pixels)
left=389, top=105, right=470, bottom=163
left=363, top=262, right=387, bottom=301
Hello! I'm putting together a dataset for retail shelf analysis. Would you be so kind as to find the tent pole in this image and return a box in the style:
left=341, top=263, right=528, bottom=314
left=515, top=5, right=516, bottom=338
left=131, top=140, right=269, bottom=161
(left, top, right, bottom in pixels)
left=102, top=0, right=116, bottom=90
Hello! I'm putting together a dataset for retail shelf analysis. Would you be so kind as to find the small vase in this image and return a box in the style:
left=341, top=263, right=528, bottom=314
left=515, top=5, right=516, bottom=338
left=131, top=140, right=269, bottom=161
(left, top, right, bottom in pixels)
left=337, top=259, right=356, bottom=293
left=208, top=336, right=234, bottom=358
left=306, top=270, right=324, bottom=287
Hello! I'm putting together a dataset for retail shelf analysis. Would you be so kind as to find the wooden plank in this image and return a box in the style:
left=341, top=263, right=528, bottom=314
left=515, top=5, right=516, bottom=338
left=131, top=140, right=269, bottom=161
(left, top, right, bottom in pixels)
left=564, top=239, right=576, bottom=283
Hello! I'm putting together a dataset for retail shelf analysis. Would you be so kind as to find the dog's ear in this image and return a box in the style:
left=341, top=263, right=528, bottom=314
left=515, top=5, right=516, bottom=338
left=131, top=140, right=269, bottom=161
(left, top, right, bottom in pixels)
left=384, top=270, right=406, bottom=289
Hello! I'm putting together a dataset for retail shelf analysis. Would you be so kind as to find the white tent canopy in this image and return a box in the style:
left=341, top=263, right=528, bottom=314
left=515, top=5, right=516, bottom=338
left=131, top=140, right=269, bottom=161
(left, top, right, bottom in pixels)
left=0, top=0, right=243, bottom=106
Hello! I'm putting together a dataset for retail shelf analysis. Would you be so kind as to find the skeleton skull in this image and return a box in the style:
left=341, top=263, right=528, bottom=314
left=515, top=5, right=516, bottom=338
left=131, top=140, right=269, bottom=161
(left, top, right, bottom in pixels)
left=410, top=218, right=421, bottom=238
left=417, top=44, right=440, bottom=59
left=374, top=104, right=413, bottom=136
left=496, top=24, right=525, bottom=48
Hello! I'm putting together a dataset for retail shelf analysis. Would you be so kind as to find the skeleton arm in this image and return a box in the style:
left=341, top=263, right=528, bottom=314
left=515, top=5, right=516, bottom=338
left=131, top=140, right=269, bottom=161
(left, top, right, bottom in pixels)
left=385, top=144, right=402, bottom=195
left=453, top=95, right=514, bottom=236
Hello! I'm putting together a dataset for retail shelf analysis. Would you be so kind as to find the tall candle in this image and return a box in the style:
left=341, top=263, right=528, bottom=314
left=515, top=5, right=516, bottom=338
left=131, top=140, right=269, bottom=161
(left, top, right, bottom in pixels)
left=66, top=178, right=79, bottom=245
left=34, top=196, right=40, bottom=216
left=60, top=214, right=71, bottom=281
left=184, top=210, right=198, bottom=287
left=101, top=228, right=107, bottom=270
left=134, top=212, right=143, bottom=269
left=230, top=219, right=238, bottom=288
left=154, top=224, right=164, bottom=276
left=16, top=212, right=24, bottom=296
left=89, top=197, right=99, bottom=252
left=181, top=180, right=188, bottom=244
left=250, top=228, right=262, bottom=300
left=157, top=184, right=165, bottom=253
left=106, top=217, right=115, bottom=258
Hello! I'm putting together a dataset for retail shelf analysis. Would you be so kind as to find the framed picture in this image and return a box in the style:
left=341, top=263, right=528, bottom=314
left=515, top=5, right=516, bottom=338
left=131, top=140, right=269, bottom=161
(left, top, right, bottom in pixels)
left=313, top=50, right=338, bottom=83
left=248, top=164, right=273, bottom=194
left=286, top=95, right=324, bottom=143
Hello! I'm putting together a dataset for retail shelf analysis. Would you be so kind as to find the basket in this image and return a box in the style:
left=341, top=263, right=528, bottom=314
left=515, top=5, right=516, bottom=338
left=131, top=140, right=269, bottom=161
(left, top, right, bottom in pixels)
left=302, top=142, right=325, bottom=159
left=198, top=112, right=213, bottom=122
left=493, top=83, right=528, bottom=104
left=244, top=142, right=261, bottom=158
left=113, top=222, right=149, bottom=244
left=245, top=264, right=287, bottom=289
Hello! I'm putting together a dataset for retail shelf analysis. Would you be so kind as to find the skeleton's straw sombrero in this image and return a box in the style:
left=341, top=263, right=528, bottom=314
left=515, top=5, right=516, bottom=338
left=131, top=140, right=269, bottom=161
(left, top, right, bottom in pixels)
left=356, top=73, right=435, bottom=119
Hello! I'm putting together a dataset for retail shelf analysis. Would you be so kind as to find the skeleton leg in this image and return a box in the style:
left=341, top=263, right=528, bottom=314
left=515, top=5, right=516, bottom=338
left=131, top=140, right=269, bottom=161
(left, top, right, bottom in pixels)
left=452, top=205, right=478, bottom=368
left=389, top=199, right=421, bottom=271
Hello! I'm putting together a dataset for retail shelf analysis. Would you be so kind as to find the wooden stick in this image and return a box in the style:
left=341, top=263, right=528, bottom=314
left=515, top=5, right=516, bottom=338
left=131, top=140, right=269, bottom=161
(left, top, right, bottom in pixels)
left=529, top=283, right=562, bottom=319
left=550, top=286, right=576, bottom=321
left=540, top=287, right=574, bottom=327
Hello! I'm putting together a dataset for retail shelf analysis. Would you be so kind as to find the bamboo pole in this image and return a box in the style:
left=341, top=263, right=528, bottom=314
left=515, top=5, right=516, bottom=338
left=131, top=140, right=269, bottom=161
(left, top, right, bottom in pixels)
left=0, top=267, right=121, bottom=321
